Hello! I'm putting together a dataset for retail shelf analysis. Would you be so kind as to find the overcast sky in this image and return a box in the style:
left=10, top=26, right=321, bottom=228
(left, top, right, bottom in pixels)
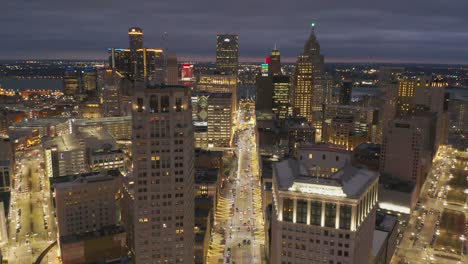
left=2, top=0, right=468, bottom=64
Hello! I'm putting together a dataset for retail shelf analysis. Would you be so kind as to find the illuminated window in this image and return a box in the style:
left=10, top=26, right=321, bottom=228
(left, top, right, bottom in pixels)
left=282, top=199, right=294, bottom=222
left=308, top=153, right=313, bottom=159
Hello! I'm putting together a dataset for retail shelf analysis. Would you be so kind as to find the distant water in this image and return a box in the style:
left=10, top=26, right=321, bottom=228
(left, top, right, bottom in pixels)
left=0, top=78, right=63, bottom=91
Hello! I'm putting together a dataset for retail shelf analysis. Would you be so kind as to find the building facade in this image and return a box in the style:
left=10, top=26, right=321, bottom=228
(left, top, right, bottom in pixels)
left=130, top=84, right=194, bottom=263
left=271, top=159, right=379, bottom=264
left=216, top=34, right=239, bottom=76
left=293, top=24, right=325, bottom=133
left=379, top=117, right=432, bottom=193
left=273, top=75, right=291, bottom=124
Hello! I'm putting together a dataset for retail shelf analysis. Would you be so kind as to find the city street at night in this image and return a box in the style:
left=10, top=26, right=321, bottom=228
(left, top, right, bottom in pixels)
left=207, top=103, right=265, bottom=264
left=3, top=148, right=58, bottom=263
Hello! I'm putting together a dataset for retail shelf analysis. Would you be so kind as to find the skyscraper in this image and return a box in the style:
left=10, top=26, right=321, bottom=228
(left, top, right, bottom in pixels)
left=339, top=80, right=353, bottom=105
left=100, top=69, right=123, bottom=117
left=272, top=75, right=291, bottom=122
left=166, top=53, right=179, bottom=85
left=129, top=27, right=144, bottom=50
left=109, top=28, right=165, bottom=83
left=191, top=91, right=233, bottom=148
left=216, top=34, right=239, bottom=76
left=256, top=49, right=286, bottom=116
left=197, top=74, right=237, bottom=121
left=269, top=48, right=281, bottom=76
left=129, top=27, right=144, bottom=82
left=293, top=24, right=325, bottom=132
left=109, top=48, right=164, bottom=82
left=63, top=68, right=80, bottom=96
left=380, top=117, right=432, bottom=193
left=255, top=68, right=273, bottom=113
left=130, top=84, right=194, bottom=263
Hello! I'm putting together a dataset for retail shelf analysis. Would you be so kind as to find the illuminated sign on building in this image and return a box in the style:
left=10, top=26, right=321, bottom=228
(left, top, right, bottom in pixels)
left=261, top=63, right=269, bottom=77
left=191, top=95, right=209, bottom=130
left=289, top=182, right=346, bottom=197
left=181, top=64, right=194, bottom=81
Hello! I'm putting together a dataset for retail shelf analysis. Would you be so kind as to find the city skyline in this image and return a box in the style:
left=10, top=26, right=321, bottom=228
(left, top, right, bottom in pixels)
left=2, top=0, right=468, bottom=64
left=0, top=2, right=467, bottom=264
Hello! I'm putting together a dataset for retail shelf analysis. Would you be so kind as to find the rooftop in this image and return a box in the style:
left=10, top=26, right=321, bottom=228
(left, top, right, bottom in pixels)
left=192, top=91, right=232, bottom=99
left=12, top=117, right=69, bottom=127
left=380, top=176, right=415, bottom=193
left=44, top=127, right=117, bottom=152
left=195, top=168, right=219, bottom=184
left=375, top=212, right=398, bottom=232
left=273, top=159, right=378, bottom=198
left=297, top=143, right=350, bottom=154
left=51, top=169, right=121, bottom=186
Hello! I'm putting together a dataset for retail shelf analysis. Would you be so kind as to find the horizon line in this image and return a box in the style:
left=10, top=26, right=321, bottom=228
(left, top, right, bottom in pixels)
left=0, top=56, right=467, bottom=66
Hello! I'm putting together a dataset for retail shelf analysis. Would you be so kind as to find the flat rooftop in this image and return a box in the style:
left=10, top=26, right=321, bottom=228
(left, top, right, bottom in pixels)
left=12, top=117, right=69, bottom=127
left=44, top=127, right=117, bottom=152
left=52, top=169, right=121, bottom=186
left=273, top=159, right=378, bottom=198
left=195, top=168, right=219, bottom=184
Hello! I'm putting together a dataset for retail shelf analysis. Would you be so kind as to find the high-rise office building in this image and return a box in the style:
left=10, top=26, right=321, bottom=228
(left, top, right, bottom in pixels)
left=129, top=27, right=144, bottom=80
left=339, top=80, right=353, bottom=105
left=109, top=48, right=165, bottom=82
left=53, top=170, right=127, bottom=264
left=63, top=68, right=80, bottom=96
left=395, top=76, right=448, bottom=152
left=207, top=93, right=233, bottom=148
left=82, top=67, right=98, bottom=94
left=216, top=34, right=239, bottom=76
left=54, top=170, right=122, bottom=237
left=449, top=97, right=468, bottom=134
left=109, top=28, right=165, bottom=83
left=293, top=24, right=325, bottom=132
left=130, top=84, right=194, bottom=263
left=109, top=48, right=132, bottom=77
left=396, top=76, right=431, bottom=116
left=255, top=70, right=273, bottom=113
left=272, top=75, right=291, bottom=123
left=271, top=159, right=379, bottom=264
left=257, top=48, right=289, bottom=119
left=269, top=48, right=281, bottom=76
left=191, top=92, right=233, bottom=148
left=166, top=53, right=179, bottom=85
left=380, top=117, right=432, bottom=193
left=100, top=69, right=123, bottom=117
left=197, top=74, right=237, bottom=119
left=129, top=27, right=144, bottom=50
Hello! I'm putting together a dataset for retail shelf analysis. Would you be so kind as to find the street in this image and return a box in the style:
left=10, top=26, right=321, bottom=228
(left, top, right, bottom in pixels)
left=3, top=147, right=58, bottom=263
left=207, top=103, right=265, bottom=264
left=393, top=146, right=467, bottom=264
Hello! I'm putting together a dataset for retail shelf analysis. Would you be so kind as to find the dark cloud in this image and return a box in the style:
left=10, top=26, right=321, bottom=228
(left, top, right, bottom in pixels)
left=2, top=0, right=468, bottom=63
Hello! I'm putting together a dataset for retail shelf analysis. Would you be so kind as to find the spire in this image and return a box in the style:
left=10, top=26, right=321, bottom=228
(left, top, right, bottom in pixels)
left=274, top=41, right=277, bottom=50
left=310, top=22, right=316, bottom=36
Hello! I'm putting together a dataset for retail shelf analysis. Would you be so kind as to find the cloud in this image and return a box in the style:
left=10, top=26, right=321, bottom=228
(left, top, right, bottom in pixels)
left=1, top=0, right=467, bottom=64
